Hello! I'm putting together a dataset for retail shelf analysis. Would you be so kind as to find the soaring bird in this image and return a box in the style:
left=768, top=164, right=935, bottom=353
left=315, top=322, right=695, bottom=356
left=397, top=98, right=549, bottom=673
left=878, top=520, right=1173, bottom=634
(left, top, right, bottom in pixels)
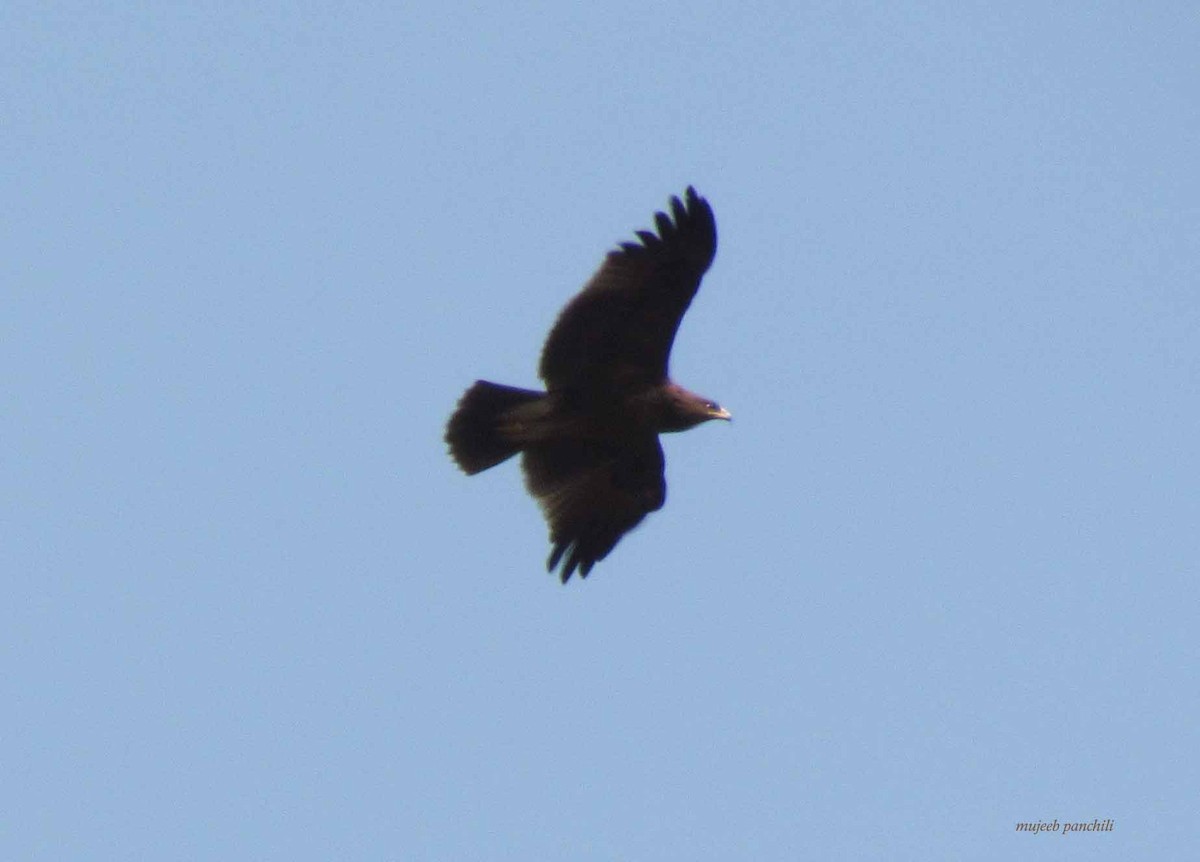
left=445, top=187, right=730, bottom=582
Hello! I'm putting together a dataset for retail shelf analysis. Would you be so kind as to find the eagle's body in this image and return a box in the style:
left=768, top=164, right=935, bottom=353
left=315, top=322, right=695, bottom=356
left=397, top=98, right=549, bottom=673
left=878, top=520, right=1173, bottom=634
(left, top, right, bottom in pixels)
left=446, top=187, right=729, bottom=582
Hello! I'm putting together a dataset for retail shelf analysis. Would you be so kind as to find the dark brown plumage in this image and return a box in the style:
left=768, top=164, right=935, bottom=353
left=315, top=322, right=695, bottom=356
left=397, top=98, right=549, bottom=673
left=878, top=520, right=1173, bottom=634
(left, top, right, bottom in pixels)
left=445, top=187, right=730, bottom=582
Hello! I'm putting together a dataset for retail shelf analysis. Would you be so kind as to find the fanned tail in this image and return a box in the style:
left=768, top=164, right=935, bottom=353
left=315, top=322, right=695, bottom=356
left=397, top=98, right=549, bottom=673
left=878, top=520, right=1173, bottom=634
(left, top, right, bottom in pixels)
left=445, top=381, right=545, bottom=474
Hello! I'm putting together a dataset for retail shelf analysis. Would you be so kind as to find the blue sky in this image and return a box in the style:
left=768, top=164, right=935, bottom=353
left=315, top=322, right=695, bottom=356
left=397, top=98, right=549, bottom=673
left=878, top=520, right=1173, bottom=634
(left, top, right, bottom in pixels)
left=4, top=2, right=1198, bottom=859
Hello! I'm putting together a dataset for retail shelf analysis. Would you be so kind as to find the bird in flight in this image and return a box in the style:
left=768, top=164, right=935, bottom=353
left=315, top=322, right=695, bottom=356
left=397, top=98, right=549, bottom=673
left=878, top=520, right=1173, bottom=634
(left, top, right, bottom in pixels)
left=445, top=187, right=730, bottom=582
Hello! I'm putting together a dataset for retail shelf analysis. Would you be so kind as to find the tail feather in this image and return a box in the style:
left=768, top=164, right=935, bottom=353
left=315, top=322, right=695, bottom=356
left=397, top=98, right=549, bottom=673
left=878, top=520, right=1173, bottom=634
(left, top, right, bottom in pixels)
left=446, top=380, right=544, bottom=474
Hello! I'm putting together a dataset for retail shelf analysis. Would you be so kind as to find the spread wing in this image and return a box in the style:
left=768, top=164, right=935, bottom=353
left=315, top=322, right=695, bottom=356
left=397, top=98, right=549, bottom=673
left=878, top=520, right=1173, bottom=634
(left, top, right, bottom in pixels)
left=538, top=187, right=717, bottom=392
left=522, top=435, right=666, bottom=582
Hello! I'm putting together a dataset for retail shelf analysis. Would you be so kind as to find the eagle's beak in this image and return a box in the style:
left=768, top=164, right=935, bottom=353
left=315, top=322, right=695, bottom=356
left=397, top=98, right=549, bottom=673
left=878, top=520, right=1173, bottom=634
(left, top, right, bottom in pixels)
left=710, top=406, right=732, bottom=422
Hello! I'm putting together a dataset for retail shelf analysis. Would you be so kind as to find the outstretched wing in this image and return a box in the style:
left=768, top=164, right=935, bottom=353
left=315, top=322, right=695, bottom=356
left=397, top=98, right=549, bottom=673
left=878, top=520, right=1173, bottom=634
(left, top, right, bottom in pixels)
left=522, top=435, right=666, bottom=582
left=538, top=187, right=717, bottom=391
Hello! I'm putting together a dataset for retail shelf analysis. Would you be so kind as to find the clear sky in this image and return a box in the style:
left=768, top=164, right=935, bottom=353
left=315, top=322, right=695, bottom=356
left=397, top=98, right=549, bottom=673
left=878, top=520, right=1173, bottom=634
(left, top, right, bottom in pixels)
left=5, top=2, right=1198, bottom=859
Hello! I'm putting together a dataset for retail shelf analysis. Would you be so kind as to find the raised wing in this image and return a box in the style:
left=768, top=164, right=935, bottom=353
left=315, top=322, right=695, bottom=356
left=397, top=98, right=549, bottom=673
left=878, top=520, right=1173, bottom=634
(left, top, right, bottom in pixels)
left=538, top=187, right=717, bottom=391
left=522, top=435, right=666, bottom=582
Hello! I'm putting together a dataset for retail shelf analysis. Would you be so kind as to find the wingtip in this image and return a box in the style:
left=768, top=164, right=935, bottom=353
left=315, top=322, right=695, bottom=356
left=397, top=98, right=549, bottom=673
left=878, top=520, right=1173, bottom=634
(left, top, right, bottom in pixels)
left=548, top=542, right=579, bottom=583
left=680, top=186, right=713, bottom=225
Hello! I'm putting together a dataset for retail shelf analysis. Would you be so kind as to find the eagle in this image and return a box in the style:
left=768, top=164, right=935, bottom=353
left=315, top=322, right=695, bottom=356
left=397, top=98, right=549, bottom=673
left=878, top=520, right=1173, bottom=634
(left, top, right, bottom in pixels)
left=445, top=187, right=730, bottom=582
